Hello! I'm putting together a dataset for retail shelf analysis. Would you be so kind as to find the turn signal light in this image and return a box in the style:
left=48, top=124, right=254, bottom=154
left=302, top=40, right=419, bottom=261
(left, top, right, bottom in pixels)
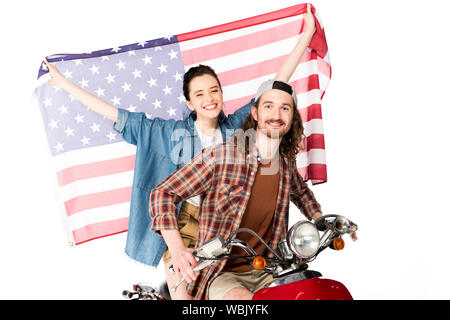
left=331, top=237, right=345, bottom=250
left=252, top=256, right=267, bottom=270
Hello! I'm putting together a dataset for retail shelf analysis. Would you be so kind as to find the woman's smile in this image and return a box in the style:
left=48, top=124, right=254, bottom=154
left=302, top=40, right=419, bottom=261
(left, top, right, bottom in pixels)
left=202, top=103, right=219, bottom=111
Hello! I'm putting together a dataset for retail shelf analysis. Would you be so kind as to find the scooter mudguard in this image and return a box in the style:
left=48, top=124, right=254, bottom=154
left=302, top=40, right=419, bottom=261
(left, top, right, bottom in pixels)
left=252, top=278, right=353, bottom=300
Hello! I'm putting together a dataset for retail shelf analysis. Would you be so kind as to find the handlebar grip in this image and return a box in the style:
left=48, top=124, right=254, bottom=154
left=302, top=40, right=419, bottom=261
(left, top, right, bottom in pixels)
left=315, top=214, right=357, bottom=234
left=314, top=216, right=328, bottom=231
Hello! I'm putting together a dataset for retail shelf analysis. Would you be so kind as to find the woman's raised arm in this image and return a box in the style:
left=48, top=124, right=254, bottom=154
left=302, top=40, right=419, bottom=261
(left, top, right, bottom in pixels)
left=44, top=58, right=119, bottom=123
left=275, top=4, right=316, bottom=83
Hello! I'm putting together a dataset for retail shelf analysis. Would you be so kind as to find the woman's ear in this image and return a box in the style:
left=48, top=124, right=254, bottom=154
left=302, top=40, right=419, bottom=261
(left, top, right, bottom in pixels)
left=186, top=99, right=195, bottom=111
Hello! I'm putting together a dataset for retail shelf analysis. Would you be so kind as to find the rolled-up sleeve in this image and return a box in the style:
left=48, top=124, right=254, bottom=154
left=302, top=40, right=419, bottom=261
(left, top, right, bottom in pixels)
left=149, top=146, right=216, bottom=233
left=113, top=108, right=129, bottom=134
left=113, top=108, right=148, bottom=146
left=150, top=191, right=181, bottom=233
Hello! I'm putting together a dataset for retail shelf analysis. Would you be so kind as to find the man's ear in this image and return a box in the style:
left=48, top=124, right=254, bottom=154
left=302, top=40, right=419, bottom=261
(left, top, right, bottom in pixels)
left=251, top=105, right=258, bottom=122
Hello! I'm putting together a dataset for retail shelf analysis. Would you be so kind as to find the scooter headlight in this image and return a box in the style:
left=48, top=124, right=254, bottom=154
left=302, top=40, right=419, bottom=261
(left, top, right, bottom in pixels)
left=288, top=221, right=320, bottom=259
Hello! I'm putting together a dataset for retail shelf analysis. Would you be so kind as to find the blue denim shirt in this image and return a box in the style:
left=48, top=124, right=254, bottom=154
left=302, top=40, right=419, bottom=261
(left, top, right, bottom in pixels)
left=113, top=99, right=253, bottom=266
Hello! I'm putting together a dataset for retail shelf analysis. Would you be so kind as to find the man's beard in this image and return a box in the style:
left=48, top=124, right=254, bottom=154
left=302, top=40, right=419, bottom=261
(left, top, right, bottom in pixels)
left=257, top=119, right=290, bottom=139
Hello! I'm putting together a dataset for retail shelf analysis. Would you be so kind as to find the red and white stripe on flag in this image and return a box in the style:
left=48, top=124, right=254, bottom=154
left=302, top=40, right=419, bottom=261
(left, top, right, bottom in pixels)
left=39, top=3, right=331, bottom=245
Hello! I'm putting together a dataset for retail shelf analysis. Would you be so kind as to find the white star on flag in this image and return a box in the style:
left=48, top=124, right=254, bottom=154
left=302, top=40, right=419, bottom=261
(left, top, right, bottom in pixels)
left=168, top=50, right=178, bottom=60
left=121, top=82, right=131, bottom=92
left=142, top=55, right=152, bottom=65
left=64, top=127, right=75, bottom=137
left=105, top=74, right=116, bottom=83
left=81, top=136, right=90, bottom=146
left=173, top=72, right=182, bottom=82
left=54, top=142, right=64, bottom=152
left=95, top=87, right=106, bottom=97
left=48, top=119, right=58, bottom=130
left=63, top=70, right=73, bottom=79
left=147, top=77, right=157, bottom=87
left=157, top=63, right=168, bottom=73
left=79, top=78, right=89, bottom=88
left=152, top=98, right=162, bottom=109
left=116, top=60, right=126, bottom=70
left=167, top=107, right=176, bottom=117
left=127, top=104, right=137, bottom=112
left=137, top=91, right=147, bottom=101
left=89, top=65, right=100, bottom=74
left=162, top=85, right=172, bottom=95
left=111, top=96, right=121, bottom=106
left=74, top=114, right=84, bottom=124
left=43, top=97, right=52, bottom=107
left=132, top=69, right=142, bottom=78
left=90, top=123, right=101, bottom=133
left=106, top=131, right=117, bottom=141
left=59, top=105, right=68, bottom=115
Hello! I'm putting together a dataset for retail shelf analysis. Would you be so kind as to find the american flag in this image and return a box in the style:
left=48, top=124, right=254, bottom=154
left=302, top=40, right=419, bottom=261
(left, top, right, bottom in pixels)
left=34, top=3, right=331, bottom=246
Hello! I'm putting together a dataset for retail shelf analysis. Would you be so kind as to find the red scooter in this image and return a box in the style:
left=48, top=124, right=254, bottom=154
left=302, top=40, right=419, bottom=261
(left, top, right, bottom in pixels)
left=123, top=214, right=357, bottom=300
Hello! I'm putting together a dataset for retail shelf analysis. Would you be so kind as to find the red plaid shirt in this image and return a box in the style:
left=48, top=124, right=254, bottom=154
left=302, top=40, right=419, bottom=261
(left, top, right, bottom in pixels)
left=150, top=140, right=322, bottom=300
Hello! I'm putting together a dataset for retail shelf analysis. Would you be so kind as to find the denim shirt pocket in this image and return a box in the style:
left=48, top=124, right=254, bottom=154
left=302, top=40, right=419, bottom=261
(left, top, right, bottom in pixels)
left=134, top=152, right=176, bottom=192
left=216, top=184, right=246, bottom=218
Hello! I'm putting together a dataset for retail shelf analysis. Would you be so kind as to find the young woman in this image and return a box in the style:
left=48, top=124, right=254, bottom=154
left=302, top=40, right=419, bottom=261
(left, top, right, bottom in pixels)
left=44, top=4, right=317, bottom=299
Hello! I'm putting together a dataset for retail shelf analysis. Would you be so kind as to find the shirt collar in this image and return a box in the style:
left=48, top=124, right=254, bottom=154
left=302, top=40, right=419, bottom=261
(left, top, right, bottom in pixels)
left=185, top=110, right=226, bottom=136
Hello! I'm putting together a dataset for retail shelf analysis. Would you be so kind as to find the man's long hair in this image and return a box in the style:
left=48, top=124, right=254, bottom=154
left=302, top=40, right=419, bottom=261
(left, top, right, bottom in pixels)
left=238, top=97, right=305, bottom=161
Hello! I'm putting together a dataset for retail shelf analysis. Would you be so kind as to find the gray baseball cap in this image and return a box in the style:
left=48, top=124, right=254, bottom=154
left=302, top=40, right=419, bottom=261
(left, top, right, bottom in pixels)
left=255, top=79, right=298, bottom=106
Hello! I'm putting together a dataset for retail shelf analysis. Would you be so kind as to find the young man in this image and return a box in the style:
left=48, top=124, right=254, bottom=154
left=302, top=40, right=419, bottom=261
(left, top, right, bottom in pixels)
left=150, top=79, right=323, bottom=300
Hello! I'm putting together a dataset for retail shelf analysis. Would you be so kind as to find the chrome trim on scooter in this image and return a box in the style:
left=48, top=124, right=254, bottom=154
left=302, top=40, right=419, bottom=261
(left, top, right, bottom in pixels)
left=229, top=239, right=258, bottom=256
left=266, top=270, right=322, bottom=287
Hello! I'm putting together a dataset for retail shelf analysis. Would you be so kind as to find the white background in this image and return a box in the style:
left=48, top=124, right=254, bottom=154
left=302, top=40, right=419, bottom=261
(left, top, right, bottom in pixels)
left=1, top=0, right=449, bottom=299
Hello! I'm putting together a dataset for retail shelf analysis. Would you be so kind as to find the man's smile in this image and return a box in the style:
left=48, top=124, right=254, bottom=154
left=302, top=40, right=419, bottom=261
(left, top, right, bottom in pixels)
left=265, top=120, right=285, bottom=129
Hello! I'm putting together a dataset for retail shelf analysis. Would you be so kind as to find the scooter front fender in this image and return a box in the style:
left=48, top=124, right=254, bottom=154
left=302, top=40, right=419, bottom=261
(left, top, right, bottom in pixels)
left=253, top=277, right=353, bottom=300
